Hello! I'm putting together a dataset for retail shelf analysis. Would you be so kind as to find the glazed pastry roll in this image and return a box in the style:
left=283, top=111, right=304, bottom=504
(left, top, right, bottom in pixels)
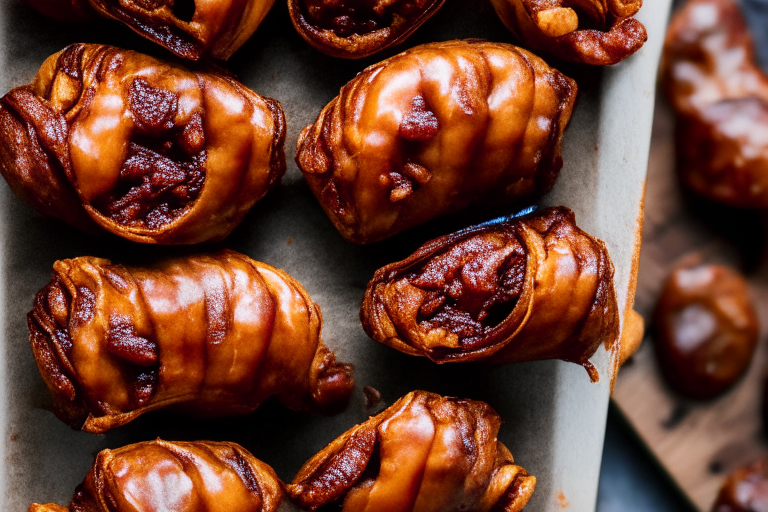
left=288, top=0, right=445, bottom=59
left=490, top=0, right=647, bottom=65
left=360, top=207, right=618, bottom=381
left=0, top=44, right=286, bottom=244
left=288, top=390, right=536, bottom=512
left=87, top=0, right=277, bottom=60
left=297, top=40, right=577, bottom=244
left=662, top=0, right=768, bottom=208
left=712, top=460, right=768, bottom=512
left=28, top=440, right=284, bottom=512
left=28, top=250, right=354, bottom=434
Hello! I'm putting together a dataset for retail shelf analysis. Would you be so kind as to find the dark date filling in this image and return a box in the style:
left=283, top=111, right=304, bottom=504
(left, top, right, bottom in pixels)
left=301, top=0, right=427, bottom=37
left=408, top=232, right=527, bottom=349
left=95, top=78, right=206, bottom=229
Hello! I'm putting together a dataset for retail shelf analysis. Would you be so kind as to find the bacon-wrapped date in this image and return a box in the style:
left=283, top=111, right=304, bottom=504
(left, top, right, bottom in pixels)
left=490, top=0, right=647, bottom=65
left=297, top=40, right=577, bottom=244
left=712, top=460, right=768, bottom=512
left=288, top=390, right=536, bottom=512
left=28, top=250, right=354, bottom=434
left=0, top=44, right=286, bottom=245
left=360, top=207, right=618, bottom=381
left=662, top=0, right=768, bottom=208
left=86, top=0, right=276, bottom=60
left=654, top=263, right=758, bottom=400
left=28, top=439, right=284, bottom=512
left=287, top=0, right=445, bottom=59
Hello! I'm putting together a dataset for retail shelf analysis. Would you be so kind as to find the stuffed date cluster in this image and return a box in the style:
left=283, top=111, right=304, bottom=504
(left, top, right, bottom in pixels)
left=663, top=0, right=768, bottom=208
left=298, top=40, right=578, bottom=244
left=29, top=250, right=354, bottom=433
left=0, top=44, right=286, bottom=245
left=30, top=392, right=536, bottom=512
left=10, top=1, right=641, bottom=509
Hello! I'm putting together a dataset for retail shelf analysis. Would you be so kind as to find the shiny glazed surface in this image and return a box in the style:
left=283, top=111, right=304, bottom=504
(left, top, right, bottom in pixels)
left=27, top=250, right=354, bottom=433
left=297, top=40, right=577, bottom=244
left=662, top=0, right=768, bottom=208
left=28, top=440, right=284, bottom=512
left=360, top=206, right=618, bottom=381
left=489, top=0, right=647, bottom=65
left=712, top=460, right=768, bottom=512
left=288, top=390, right=536, bottom=512
left=287, top=0, right=445, bottom=59
left=87, top=0, right=277, bottom=60
left=653, top=264, right=758, bottom=400
left=0, top=43, right=286, bottom=244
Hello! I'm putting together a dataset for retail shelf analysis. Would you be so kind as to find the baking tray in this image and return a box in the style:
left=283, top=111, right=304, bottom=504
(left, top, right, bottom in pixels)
left=0, top=0, right=670, bottom=510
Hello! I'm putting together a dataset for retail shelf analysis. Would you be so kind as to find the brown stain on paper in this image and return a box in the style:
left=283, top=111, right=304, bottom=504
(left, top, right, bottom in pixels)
left=610, top=179, right=646, bottom=394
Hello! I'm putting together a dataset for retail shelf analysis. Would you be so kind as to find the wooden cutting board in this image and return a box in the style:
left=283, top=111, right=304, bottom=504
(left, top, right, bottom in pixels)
left=613, top=98, right=768, bottom=511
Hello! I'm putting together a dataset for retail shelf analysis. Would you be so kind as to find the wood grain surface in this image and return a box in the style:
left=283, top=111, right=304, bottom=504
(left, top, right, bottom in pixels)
left=613, top=97, right=768, bottom=511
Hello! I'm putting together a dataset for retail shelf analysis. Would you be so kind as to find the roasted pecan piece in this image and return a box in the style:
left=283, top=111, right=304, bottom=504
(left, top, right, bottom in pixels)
left=86, top=0, right=276, bottom=60
left=297, top=40, right=577, bottom=244
left=28, top=250, right=354, bottom=433
left=490, top=0, right=646, bottom=65
left=288, top=0, right=445, bottom=59
left=712, top=460, right=768, bottom=512
left=654, top=263, right=758, bottom=400
left=662, top=0, right=768, bottom=208
left=361, top=207, right=618, bottom=381
left=0, top=44, right=286, bottom=244
left=288, top=390, right=536, bottom=512
left=28, top=440, right=284, bottom=512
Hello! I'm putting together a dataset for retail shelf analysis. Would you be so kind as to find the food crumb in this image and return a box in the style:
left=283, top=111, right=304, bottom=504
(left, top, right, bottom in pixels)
left=556, top=491, right=569, bottom=508
left=286, top=237, right=293, bottom=245
left=363, top=386, right=382, bottom=409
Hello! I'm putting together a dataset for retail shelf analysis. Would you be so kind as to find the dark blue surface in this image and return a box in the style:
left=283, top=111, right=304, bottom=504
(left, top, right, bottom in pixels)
left=745, top=0, right=768, bottom=68
left=596, top=404, right=697, bottom=512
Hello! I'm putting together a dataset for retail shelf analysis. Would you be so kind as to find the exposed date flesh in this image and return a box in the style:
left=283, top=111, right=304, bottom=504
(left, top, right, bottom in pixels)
left=289, top=0, right=446, bottom=58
